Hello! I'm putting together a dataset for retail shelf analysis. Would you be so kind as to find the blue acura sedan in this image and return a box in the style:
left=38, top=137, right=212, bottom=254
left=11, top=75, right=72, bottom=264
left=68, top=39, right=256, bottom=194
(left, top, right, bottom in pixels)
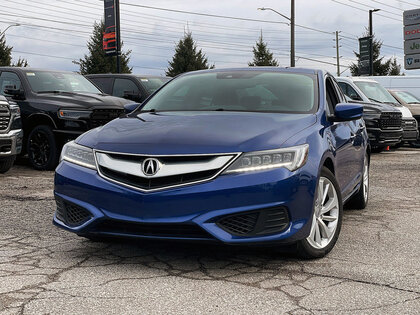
left=54, top=68, right=369, bottom=258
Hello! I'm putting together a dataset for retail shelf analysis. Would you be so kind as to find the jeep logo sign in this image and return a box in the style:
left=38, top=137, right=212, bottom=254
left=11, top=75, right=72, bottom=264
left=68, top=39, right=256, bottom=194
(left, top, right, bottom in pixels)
left=404, top=39, right=420, bottom=54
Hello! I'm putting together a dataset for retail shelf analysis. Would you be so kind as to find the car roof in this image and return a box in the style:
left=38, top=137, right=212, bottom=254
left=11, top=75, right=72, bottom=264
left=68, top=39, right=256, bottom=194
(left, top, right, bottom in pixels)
left=0, top=67, right=80, bottom=73
left=177, top=67, right=322, bottom=77
left=86, top=73, right=171, bottom=79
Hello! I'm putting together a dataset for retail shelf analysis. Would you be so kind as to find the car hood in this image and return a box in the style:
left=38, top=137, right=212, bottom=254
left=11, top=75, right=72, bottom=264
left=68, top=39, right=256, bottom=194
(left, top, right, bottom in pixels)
left=30, top=92, right=131, bottom=109
left=404, top=103, right=420, bottom=116
left=77, top=111, right=317, bottom=155
left=353, top=101, right=401, bottom=114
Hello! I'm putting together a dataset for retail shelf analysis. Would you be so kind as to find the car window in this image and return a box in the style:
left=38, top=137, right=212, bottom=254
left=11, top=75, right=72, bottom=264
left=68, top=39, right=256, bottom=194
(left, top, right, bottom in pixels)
left=326, top=78, right=339, bottom=114
left=141, top=72, right=318, bottom=114
left=394, top=91, right=420, bottom=104
left=0, top=72, right=22, bottom=96
left=338, top=82, right=362, bottom=101
left=354, top=81, right=396, bottom=104
left=25, top=71, right=101, bottom=94
left=136, top=77, right=170, bottom=94
left=89, top=77, right=113, bottom=93
left=112, top=78, right=140, bottom=98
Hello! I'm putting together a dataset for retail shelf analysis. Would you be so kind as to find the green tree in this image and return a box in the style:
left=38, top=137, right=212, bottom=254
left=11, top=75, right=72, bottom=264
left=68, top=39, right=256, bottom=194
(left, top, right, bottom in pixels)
left=79, top=21, right=131, bottom=74
left=350, top=35, right=401, bottom=76
left=0, top=31, right=28, bottom=67
left=248, top=34, right=279, bottom=67
left=166, top=32, right=213, bottom=77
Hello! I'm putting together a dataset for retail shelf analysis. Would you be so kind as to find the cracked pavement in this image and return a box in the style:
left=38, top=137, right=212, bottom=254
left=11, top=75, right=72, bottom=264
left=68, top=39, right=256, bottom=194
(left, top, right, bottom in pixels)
left=0, top=149, right=419, bottom=314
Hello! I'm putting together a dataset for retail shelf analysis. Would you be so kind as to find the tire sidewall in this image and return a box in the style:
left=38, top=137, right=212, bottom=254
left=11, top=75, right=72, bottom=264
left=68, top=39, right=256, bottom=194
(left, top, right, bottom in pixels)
left=298, top=167, right=343, bottom=258
left=27, top=125, right=58, bottom=170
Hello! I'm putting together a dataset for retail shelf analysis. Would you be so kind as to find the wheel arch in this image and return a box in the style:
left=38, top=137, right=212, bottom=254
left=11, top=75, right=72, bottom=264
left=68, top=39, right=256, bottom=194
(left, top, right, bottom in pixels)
left=25, top=113, right=57, bottom=133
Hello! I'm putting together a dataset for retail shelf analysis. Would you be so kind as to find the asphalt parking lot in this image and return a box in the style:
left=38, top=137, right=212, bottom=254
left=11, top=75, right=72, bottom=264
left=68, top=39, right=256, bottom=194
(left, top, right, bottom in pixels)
left=0, top=149, right=419, bottom=314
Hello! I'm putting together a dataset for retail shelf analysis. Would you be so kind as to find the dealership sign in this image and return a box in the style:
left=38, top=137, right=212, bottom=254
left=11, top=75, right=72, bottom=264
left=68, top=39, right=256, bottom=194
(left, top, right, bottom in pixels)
left=404, top=9, right=420, bottom=70
left=358, top=37, right=372, bottom=75
left=103, top=0, right=117, bottom=55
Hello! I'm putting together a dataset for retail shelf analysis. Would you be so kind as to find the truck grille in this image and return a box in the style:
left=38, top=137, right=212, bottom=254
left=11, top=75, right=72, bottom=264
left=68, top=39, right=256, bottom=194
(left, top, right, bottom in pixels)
left=379, top=112, right=402, bottom=130
left=90, top=108, right=124, bottom=128
left=402, top=118, right=418, bottom=131
left=0, top=102, right=10, bottom=131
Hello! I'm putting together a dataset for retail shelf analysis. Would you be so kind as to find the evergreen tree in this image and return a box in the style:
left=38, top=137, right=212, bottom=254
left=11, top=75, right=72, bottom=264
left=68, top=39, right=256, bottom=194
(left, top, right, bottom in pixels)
left=248, top=34, right=279, bottom=67
left=79, top=21, right=131, bottom=74
left=13, top=57, right=28, bottom=67
left=0, top=32, right=12, bottom=66
left=350, top=35, right=401, bottom=76
left=166, top=32, right=213, bottom=77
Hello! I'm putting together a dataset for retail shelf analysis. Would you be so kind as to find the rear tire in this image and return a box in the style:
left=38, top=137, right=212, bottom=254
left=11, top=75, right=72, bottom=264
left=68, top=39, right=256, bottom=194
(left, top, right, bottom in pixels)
left=27, top=125, right=59, bottom=171
left=0, top=157, right=15, bottom=173
left=296, top=167, right=343, bottom=259
left=346, top=153, right=369, bottom=210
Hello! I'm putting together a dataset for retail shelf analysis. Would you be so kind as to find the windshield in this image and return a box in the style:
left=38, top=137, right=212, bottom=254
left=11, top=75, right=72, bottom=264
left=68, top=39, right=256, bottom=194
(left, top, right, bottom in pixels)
left=24, top=71, right=102, bottom=94
left=354, top=81, right=397, bottom=104
left=394, top=91, right=420, bottom=104
left=137, top=77, right=170, bottom=94
left=140, top=71, right=317, bottom=113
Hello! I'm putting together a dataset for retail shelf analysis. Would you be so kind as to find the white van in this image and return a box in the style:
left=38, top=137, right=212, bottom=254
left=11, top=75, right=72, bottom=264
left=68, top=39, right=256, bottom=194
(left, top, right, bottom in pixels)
left=359, top=76, right=420, bottom=100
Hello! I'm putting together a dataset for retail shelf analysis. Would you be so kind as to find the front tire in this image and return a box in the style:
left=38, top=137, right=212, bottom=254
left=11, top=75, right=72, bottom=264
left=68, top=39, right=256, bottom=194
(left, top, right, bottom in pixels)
left=297, top=167, right=343, bottom=259
left=0, top=157, right=15, bottom=173
left=27, top=125, right=59, bottom=170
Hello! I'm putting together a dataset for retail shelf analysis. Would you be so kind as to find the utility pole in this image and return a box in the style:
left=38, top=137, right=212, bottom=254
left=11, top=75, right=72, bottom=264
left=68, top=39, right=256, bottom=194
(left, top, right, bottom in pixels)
left=290, top=0, right=295, bottom=67
left=335, top=31, right=341, bottom=76
left=368, top=9, right=380, bottom=76
left=115, top=0, right=121, bottom=73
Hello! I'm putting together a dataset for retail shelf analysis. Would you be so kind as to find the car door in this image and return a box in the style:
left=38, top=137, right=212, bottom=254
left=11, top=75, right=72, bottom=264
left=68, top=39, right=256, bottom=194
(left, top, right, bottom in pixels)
left=325, top=77, right=357, bottom=197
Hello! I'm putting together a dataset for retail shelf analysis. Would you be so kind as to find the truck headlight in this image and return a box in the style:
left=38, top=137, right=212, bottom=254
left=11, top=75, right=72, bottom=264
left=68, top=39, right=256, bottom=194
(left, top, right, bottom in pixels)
left=58, top=109, right=92, bottom=120
left=60, top=141, right=96, bottom=170
left=224, top=144, right=309, bottom=173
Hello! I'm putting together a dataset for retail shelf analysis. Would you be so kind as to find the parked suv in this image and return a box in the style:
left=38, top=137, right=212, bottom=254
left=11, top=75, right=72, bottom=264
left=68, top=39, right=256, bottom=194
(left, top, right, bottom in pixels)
left=86, top=74, right=170, bottom=103
left=0, top=95, right=23, bottom=173
left=388, top=90, right=420, bottom=147
left=338, top=77, right=417, bottom=146
left=0, top=68, right=133, bottom=170
left=54, top=68, right=369, bottom=258
left=337, top=77, right=403, bottom=150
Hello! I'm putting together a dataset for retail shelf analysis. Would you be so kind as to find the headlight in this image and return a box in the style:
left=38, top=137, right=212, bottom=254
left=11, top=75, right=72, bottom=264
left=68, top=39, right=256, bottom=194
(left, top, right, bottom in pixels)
left=9, top=104, right=20, bottom=116
left=60, top=141, right=96, bottom=170
left=224, top=144, right=309, bottom=173
left=58, top=109, right=92, bottom=120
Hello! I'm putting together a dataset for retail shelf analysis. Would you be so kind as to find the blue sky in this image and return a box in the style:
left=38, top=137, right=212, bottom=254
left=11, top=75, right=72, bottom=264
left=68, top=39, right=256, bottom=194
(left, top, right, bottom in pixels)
left=0, top=0, right=416, bottom=76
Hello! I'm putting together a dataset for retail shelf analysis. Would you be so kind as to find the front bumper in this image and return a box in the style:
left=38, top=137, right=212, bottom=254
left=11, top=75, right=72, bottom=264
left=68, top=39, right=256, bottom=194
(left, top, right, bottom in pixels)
left=402, top=119, right=419, bottom=142
left=367, top=127, right=403, bottom=147
left=0, top=129, right=23, bottom=157
left=53, top=160, right=317, bottom=245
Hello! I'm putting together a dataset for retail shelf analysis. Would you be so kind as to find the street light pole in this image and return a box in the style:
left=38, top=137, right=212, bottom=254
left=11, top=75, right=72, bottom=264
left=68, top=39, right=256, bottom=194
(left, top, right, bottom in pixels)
left=290, top=0, right=295, bottom=67
left=258, top=3, right=295, bottom=67
left=0, top=23, right=20, bottom=37
left=368, top=9, right=380, bottom=76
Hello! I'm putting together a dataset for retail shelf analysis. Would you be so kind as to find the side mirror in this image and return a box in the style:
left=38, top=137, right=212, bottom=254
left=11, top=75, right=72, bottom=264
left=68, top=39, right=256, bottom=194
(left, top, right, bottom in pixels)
left=4, top=85, right=24, bottom=100
left=124, top=102, right=141, bottom=114
left=333, top=103, right=363, bottom=122
left=123, top=90, right=142, bottom=102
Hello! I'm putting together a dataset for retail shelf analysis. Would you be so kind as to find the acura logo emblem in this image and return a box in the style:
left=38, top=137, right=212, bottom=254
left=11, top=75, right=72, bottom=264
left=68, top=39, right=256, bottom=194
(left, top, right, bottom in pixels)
left=142, top=158, right=160, bottom=176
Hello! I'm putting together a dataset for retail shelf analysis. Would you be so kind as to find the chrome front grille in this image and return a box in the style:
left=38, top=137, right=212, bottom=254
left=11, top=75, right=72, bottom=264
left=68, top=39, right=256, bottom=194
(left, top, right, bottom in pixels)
left=95, top=151, right=239, bottom=191
left=0, top=102, right=10, bottom=131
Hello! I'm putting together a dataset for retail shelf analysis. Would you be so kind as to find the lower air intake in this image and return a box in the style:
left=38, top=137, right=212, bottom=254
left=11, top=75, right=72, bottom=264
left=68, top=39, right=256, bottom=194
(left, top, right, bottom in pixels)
left=217, top=207, right=289, bottom=237
left=55, top=198, right=92, bottom=227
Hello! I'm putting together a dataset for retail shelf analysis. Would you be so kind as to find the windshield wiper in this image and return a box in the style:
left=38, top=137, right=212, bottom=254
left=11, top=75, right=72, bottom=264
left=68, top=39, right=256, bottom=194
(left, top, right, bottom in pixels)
left=368, top=97, right=383, bottom=103
left=407, top=102, right=420, bottom=104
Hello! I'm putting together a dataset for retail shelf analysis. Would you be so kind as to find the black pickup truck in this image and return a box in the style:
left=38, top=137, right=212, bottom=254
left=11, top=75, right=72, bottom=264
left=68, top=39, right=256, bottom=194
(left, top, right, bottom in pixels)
left=0, top=68, right=133, bottom=170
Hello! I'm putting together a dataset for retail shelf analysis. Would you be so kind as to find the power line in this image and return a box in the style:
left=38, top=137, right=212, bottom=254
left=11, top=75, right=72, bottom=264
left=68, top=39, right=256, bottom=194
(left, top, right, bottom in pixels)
left=331, top=0, right=403, bottom=21
left=348, top=0, right=401, bottom=16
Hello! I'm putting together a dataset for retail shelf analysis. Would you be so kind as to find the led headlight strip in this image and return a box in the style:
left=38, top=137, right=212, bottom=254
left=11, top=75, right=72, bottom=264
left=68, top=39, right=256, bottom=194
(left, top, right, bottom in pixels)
left=224, top=144, right=309, bottom=173
left=60, top=141, right=96, bottom=170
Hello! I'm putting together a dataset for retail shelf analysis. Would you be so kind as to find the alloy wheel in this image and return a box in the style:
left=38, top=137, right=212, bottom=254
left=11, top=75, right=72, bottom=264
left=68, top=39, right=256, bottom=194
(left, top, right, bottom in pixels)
left=306, top=177, right=339, bottom=249
left=29, top=130, right=51, bottom=168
